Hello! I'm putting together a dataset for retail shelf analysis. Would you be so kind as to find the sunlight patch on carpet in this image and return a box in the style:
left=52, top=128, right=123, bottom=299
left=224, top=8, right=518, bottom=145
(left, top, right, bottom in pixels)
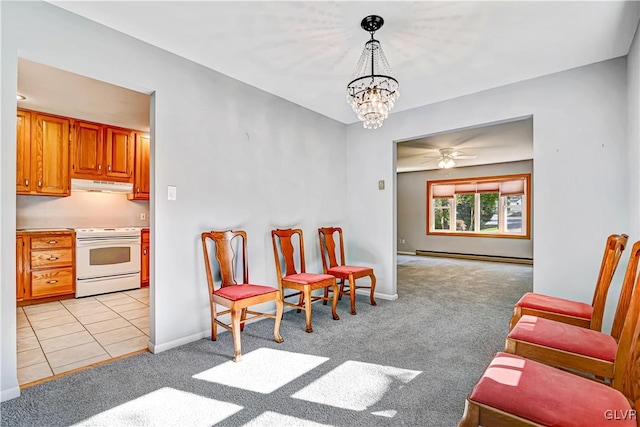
left=71, top=387, right=242, bottom=426
left=242, top=411, right=334, bottom=426
left=193, top=347, right=329, bottom=394
left=292, top=360, right=422, bottom=411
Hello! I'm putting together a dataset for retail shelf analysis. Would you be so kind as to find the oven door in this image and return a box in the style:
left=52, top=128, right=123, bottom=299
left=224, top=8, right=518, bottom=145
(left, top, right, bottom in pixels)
left=76, top=236, right=141, bottom=279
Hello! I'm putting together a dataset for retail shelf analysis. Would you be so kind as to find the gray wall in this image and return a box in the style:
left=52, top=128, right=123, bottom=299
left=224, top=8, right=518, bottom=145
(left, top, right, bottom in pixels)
left=397, top=160, right=533, bottom=258
left=1, top=1, right=347, bottom=400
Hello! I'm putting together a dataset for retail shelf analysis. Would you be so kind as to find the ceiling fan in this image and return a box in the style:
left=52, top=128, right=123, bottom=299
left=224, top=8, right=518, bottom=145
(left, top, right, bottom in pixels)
left=421, top=147, right=477, bottom=169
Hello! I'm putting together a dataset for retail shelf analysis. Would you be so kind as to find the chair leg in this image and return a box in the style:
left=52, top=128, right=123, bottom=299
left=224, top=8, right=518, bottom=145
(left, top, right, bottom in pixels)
left=297, top=292, right=304, bottom=313
left=339, top=279, right=345, bottom=301
left=369, top=273, right=377, bottom=306
left=240, top=308, right=247, bottom=332
left=348, top=274, right=357, bottom=315
left=330, top=282, right=340, bottom=321
left=231, top=307, right=242, bottom=362
left=274, top=292, right=284, bottom=343
left=211, top=301, right=218, bottom=341
left=304, top=287, right=313, bottom=333
left=322, top=286, right=329, bottom=305
left=458, top=399, right=480, bottom=427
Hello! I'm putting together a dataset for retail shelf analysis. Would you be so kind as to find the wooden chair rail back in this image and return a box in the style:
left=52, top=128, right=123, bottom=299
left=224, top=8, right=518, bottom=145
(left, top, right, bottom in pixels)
left=318, top=227, right=346, bottom=270
left=591, top=233, right=629, bottom=332
left=610, top=235, right=636, bottom=341
left=271, top=228, right=305, bottom=278
left=612, top=241, right=640, bottom=392
left=213, top=230, right=249, bottom=287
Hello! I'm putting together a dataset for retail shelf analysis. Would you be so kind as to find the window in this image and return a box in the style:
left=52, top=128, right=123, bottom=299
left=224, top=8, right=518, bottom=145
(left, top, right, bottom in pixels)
left=426, top=174, right=530, bottom=239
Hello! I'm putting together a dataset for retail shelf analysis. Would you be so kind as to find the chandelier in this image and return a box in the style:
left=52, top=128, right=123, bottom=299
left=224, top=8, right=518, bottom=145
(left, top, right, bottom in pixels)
left=347, top=15, right=399, bottom=129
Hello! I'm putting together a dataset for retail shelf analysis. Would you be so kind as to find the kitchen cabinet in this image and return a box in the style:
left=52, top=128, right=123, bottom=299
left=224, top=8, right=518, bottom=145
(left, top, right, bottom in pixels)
left=16, top=110, right=31, bottom=193
left=128, top=132, right=150, bottom=200
left=71, top=121, right=104, bottom=178
left=17, top=110, right=70, bottom=196
left=141, top=228, right=149, bottom=287
left=72, top=122, right=134, bottom=183
left=17, top=230, right=76, bottom=304
left=105, top=127, right=134, bottom=181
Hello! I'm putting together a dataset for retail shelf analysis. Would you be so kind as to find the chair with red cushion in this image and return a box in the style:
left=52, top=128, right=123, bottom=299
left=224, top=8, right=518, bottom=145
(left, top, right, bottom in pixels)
left=318, top=226, right=376, bottom=315
left=458, top=244, right=640, bottom=426
left=504, top=240, right=640, bottom=383
left=509, top=233, right=628, bottom=331
left=201, top=230, right=283, bottom=362
left=271, top=228, right=340, bottom=333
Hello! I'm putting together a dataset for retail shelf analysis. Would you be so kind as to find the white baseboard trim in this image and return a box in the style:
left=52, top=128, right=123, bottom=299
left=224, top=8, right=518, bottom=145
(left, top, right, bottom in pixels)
left=1, top=386, right=21, bottom=402
left=355, top=289, right=398, bottom=301
left=397, top=251, right=415, bottom=255
left=149, top=330, right=210, bottom=354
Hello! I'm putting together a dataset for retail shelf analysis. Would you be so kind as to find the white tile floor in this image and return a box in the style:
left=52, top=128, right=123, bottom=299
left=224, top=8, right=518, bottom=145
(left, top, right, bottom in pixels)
left=17, top=287, right=149, bottom=385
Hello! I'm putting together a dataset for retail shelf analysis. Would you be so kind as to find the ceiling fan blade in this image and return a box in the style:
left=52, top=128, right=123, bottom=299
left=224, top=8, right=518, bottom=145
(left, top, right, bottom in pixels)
left=420, top=158, right=439, bottom=165
left=453, top=155, right=477, bottom=160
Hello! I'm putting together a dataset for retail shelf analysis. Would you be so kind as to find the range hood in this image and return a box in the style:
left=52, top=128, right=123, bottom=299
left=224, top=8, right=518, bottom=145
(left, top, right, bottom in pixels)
left=71, top=179, right=133, bottom=194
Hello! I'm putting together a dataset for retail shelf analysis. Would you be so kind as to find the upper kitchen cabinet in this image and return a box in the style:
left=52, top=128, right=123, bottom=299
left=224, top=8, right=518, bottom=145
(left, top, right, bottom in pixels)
left=16, top=109, right=70, bottom=196
left=128, top=132, right=150, bottom=200
left=16, top=110, right=31, bottom=193
left=105, top=127, right=134, bottom=181
left=71, top=121, right=104, bottom=178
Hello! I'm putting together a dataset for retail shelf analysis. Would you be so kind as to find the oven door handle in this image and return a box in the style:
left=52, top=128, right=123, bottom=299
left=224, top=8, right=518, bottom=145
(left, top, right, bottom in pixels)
left=76, top=238, right=141, bottom=248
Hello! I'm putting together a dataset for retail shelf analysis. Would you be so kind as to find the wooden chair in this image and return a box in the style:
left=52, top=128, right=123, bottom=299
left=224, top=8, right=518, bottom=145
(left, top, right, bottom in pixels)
left=504, top=240, right=640, bottom=383
left=509, top=233, right=628, bottom=331
left=458, top=242, right=640, bottom=427
left=271, top=228, right=340, bottom=333
left=201, top=230, right=283, bottom=362
left=317, top=226, right=376, bottom=315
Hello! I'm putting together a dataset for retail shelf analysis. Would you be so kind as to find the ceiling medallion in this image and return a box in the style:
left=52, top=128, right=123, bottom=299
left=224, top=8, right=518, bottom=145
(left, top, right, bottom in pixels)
left=346, top=15, right=399, bottom=130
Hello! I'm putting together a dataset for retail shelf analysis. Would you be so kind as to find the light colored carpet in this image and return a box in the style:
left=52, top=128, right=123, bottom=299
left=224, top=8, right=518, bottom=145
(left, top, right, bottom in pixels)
left=1, top=255, right=532, bottom=426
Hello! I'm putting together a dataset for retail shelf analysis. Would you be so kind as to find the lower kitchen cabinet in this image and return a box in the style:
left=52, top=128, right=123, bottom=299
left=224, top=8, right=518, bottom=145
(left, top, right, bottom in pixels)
left=17, top=230, right=76, bottom=304
left=141, top=228, right=149, bottom=287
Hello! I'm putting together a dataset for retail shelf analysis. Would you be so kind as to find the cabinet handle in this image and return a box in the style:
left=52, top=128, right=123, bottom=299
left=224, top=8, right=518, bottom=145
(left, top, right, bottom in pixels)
left=25, top=179, right=29, bottom=187
left=98, top=164, right=102, bottom=171
left=137, top=186, right=140, bottom=193
left=47, top=257, right=59, bottom=261
left=143, top=249, right=147, bottom=255
left=38, top=180, right=42, bottom=187
left=47, top=280, right=58, bottom=284
left=108, top=165, right=111, bottom=172
left=47, top=240, right=57, bottom=244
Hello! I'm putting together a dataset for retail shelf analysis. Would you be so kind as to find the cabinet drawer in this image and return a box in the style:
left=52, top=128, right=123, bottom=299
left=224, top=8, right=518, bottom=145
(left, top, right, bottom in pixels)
left=31, top=267, right=74, bottom=297
left=31, top=235, right=73, bottom=249
left=31, top=249, right=73, bottom=268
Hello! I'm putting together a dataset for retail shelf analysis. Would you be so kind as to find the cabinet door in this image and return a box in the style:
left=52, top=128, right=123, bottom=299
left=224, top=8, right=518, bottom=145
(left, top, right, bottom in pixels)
left=105, top=127, right=133, bottom=181
left=141, top=229, right=149, bottom=286
left=72, top=121, right=104, bottom=178
left=131, top=133, right=150, bottom=200
left=16, top=110, right=31, bottom=194
left=16, top=235, right=25, bottom=301
left=32, top=113, right=70, bottom=196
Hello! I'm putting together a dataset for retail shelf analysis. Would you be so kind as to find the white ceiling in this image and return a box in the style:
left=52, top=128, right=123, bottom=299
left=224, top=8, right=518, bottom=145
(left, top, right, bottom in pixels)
left=49, top=1, right=640, bottom=125
left=396, top=117, right=533, bottom=172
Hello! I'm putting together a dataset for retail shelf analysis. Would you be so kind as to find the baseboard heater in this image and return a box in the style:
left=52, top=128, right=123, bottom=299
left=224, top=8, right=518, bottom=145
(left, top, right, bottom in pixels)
left=415, top=250, right=533, bottom=265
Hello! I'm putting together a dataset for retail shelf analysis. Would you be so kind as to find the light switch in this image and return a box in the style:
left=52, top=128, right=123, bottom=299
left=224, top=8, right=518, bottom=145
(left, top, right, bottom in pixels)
left=378, top=180, right=385, bottom=190
left=168, top=185, right=177, bottom=201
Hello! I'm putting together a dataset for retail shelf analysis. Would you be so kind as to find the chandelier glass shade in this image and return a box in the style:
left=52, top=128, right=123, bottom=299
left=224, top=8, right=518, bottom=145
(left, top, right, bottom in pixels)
left=347, top=16, right=399, bottom=130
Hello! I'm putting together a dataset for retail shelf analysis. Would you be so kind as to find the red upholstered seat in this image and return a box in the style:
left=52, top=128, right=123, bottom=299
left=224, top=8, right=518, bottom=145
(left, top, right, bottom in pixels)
left=327, top=265, right=372, bottom=277
left=284, top=273, right=335, bottom=284
left=515, top=292, right=593, bottom=320
left=470, top=352, right=635, bottom=427
left=509, top=315, right=618, bottom=362
left=215, top=284, right=278, bottom=301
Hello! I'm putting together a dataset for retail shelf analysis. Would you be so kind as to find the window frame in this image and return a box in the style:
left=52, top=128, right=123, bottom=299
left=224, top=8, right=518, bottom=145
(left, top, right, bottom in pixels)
left=426, top=173, right=531, bottom=239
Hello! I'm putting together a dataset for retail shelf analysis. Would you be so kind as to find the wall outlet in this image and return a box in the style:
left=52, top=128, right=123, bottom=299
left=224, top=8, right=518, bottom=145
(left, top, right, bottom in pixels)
left=140, top=213, right=147, bottom=221
left=400, top=239, right=406, bottom=244
left=378, top=180, right=385, bottom=190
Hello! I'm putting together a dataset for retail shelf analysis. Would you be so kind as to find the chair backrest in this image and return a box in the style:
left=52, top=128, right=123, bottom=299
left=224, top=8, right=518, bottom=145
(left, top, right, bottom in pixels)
left=611, top=241, right=640, bottom=407
left=201, top=230, right=248, bottom=294
left=318, top=227, right=345, bottom=272
left=271, top=228, right=306, bottom=280
left=591, top=233, right=629, bottom=331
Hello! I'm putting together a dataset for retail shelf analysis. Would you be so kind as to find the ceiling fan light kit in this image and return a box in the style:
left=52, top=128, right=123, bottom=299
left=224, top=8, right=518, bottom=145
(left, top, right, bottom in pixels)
left=421, top=147, right=478, bottom=169
left=346, top=15, right=399, bottom=130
